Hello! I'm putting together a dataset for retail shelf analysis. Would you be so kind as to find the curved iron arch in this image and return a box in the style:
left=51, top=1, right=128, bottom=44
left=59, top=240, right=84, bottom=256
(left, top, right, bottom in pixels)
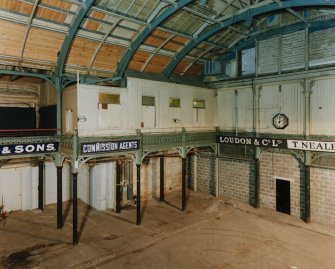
left=164, top=0, right=335, bottom=77
left=115, top=0, right=193, bottom=79
left=55, top=0, right=95, bottom=79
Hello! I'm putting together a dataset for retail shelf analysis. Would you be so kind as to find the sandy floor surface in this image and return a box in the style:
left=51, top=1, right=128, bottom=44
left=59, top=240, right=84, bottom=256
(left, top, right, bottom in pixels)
left=1, top=190, right=335, bottom=269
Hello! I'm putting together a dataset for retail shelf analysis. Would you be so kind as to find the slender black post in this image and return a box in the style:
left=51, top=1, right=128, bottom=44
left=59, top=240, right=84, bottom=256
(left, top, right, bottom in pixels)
left=305, top=165, right=311, bottom=223
left=136, top=164, right=141, bottom=225
left=72, top=172, right=78, bottom=245
left=160, top=157, right=164, bottom=201
left=254, top=158, right=260, bottom=208
left=116, top=160, right=121, bottom=213
left=57, top=166, right=63, bottom=229
left=182, top=158, right=186, bottom=211
left=38, top=161, right=44, bottom=210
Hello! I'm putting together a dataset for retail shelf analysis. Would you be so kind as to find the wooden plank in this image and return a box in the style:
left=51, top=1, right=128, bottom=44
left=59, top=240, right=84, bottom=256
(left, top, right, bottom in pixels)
left=174, top=59, right=191, bottom=74
left=67, top=37, right=99, bottom=67
left=92, top=44, right=126, bottom=71
left=84, top=10, right=106, bottom=31
left=186, top=62, right=203, bottom=75
left=0, top=0, right=32, bottom=15
left=36, top=6, right=67, bottom=23
left=144, top=55, right=171, bottom=73
left=0, top=20, right=25, bottom=57
left=128, top=51, right=150, bottom=71
left=23, top=28, right=65, bottom=62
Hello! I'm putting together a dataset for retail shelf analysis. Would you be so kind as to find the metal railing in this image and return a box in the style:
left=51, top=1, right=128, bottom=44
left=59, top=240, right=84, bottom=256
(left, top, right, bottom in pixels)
left=0, top=128, right=59, bottom=137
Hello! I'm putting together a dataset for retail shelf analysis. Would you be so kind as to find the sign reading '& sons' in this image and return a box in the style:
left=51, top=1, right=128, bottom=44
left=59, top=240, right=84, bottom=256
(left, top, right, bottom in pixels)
left=0, top=142, right=59, bottom=156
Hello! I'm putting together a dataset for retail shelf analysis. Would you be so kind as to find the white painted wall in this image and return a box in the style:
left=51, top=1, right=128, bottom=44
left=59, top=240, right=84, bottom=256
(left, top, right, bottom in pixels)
left=0, top=161, right=117, bottom=212
left=68, top=77, right=217, bottom=136
left=0, top=162, right=71, bottom=212
left=217, top=81, right=305, bottom=135
left=310, top=77, right=335, bottom=135
left=78, top=162, right=116, bottom=210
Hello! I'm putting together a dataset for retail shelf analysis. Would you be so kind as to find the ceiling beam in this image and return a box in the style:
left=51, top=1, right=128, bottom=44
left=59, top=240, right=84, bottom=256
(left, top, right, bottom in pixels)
left=272, top=0, right=308, bottom=23
left=0, top=69, right=53, bottom=84
left=19, top=0, right=40, bottom=61
left=115, top=0, right=193, bottom=79
left=164, top=0, right=335, bottom=78
left=55, top=0, right=95, bottom=78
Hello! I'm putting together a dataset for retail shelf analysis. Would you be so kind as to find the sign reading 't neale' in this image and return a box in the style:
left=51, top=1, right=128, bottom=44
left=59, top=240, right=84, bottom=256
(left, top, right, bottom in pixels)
left=217, top=135, right=335, bottom=153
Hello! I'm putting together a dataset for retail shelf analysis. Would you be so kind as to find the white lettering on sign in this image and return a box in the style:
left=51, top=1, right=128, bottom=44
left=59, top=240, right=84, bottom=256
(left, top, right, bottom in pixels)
left=82, top=140, right=139, bottom=154
left=287, top=140, right=335, bottom=153
left=0, top=143, right=58, bottom=155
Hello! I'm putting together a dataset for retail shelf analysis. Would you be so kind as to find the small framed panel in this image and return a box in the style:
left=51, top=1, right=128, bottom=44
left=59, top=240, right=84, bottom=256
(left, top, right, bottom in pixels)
left=169, top=97, right=180, bottom=108
left=193, top=100, right=205, bottom=109
left=99, top=93, right=120, bottom=104
left=142, top=96, right=155, bottom=106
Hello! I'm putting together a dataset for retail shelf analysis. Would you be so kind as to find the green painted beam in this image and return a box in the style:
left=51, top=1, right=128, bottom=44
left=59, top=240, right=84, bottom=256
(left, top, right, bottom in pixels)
left=55, top=0, right=95, bottom=78
left=0, top=69, right=54, bottom=85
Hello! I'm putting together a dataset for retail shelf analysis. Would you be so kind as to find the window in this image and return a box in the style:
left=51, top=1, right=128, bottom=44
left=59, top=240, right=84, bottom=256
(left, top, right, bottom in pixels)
left=169, top=98, right=180, bottom=108
left=142, top=96, right=155, bottom=106
left=193, top=100, right=205, bottom=109
left=99, top=93, right=120, bottom=104
left=240, top=47, right=256, bottom=76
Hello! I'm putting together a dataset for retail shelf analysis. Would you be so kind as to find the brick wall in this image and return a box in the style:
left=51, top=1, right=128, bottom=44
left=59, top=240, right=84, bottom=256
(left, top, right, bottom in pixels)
left=311, top=167, right=335, bottom=225
left=188, top=154, right=195, bottom=190
left=197, top=153, right=216, bottom=196
left=218, top=158, right=254, bottom=204
left=259, top=152, right=301, bottom=218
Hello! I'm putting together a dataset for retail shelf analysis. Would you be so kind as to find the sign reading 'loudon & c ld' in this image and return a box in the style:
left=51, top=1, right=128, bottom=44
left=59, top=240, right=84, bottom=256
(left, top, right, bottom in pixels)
left=217, top=135, right=335, bottom=153
left=81, top=140, right=140, bottom=154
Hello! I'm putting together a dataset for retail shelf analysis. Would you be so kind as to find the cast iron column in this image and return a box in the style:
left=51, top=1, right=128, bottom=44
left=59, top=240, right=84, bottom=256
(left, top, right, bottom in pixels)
left=182, top=158, right=186, bottom=211
left=72, top=172, right=78, bottom=245
left=38, top=161, right=44, bottom=210
left=160, top=157, right=164, bottom=201
left=136, top=164, right=141, bottom=225
left=116, top=160, right=121, bottom=213
left=305, top=164, right=311, bottom=223
left=57, top=166, right=63, bottom=229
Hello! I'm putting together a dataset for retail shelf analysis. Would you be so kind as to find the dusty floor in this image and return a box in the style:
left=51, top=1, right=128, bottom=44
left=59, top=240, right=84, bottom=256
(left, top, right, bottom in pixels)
left=1, top=191, right=335, bottom=269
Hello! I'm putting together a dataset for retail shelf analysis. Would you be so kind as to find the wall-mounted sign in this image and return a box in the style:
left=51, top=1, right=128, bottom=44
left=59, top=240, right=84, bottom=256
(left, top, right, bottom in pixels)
left=81, top=140, right=139, bottom=154
left=0, top=142, right=59, bottom=156
left=287, top=140, right=335, bottom=153
left=217, top=135, right=335, bottom=153
left=217, top=136, right=287, bottom=149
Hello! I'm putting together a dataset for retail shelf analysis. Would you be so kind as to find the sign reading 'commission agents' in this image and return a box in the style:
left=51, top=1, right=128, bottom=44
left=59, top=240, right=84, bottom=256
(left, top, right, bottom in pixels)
left=0, top=142, right=59, bottom=156
left=81, top=140, right=139, bottom=154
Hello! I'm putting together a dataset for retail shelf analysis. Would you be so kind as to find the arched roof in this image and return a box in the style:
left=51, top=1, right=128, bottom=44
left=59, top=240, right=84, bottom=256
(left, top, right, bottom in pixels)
left=0, top=0, right=334, bottom=86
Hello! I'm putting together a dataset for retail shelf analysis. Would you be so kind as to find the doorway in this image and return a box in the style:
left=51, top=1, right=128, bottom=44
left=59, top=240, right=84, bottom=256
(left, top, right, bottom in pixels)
left=276, top=179, right=290, bottom=214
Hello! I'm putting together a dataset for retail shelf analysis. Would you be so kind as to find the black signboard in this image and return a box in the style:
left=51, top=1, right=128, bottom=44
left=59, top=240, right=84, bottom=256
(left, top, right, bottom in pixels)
left=81, top=140, right=140, bottom=154
left=0, top=142, right=59, bottom=156
left=217, top=135, right=287, bottom=149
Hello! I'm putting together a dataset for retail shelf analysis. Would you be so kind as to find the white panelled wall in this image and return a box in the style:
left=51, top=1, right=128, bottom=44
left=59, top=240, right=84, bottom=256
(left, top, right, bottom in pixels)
left=0, top=163, right=71, bottom=212
left=0, top=157, right=184, bottom=212
left=62, top=77, right=217, bottom=136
